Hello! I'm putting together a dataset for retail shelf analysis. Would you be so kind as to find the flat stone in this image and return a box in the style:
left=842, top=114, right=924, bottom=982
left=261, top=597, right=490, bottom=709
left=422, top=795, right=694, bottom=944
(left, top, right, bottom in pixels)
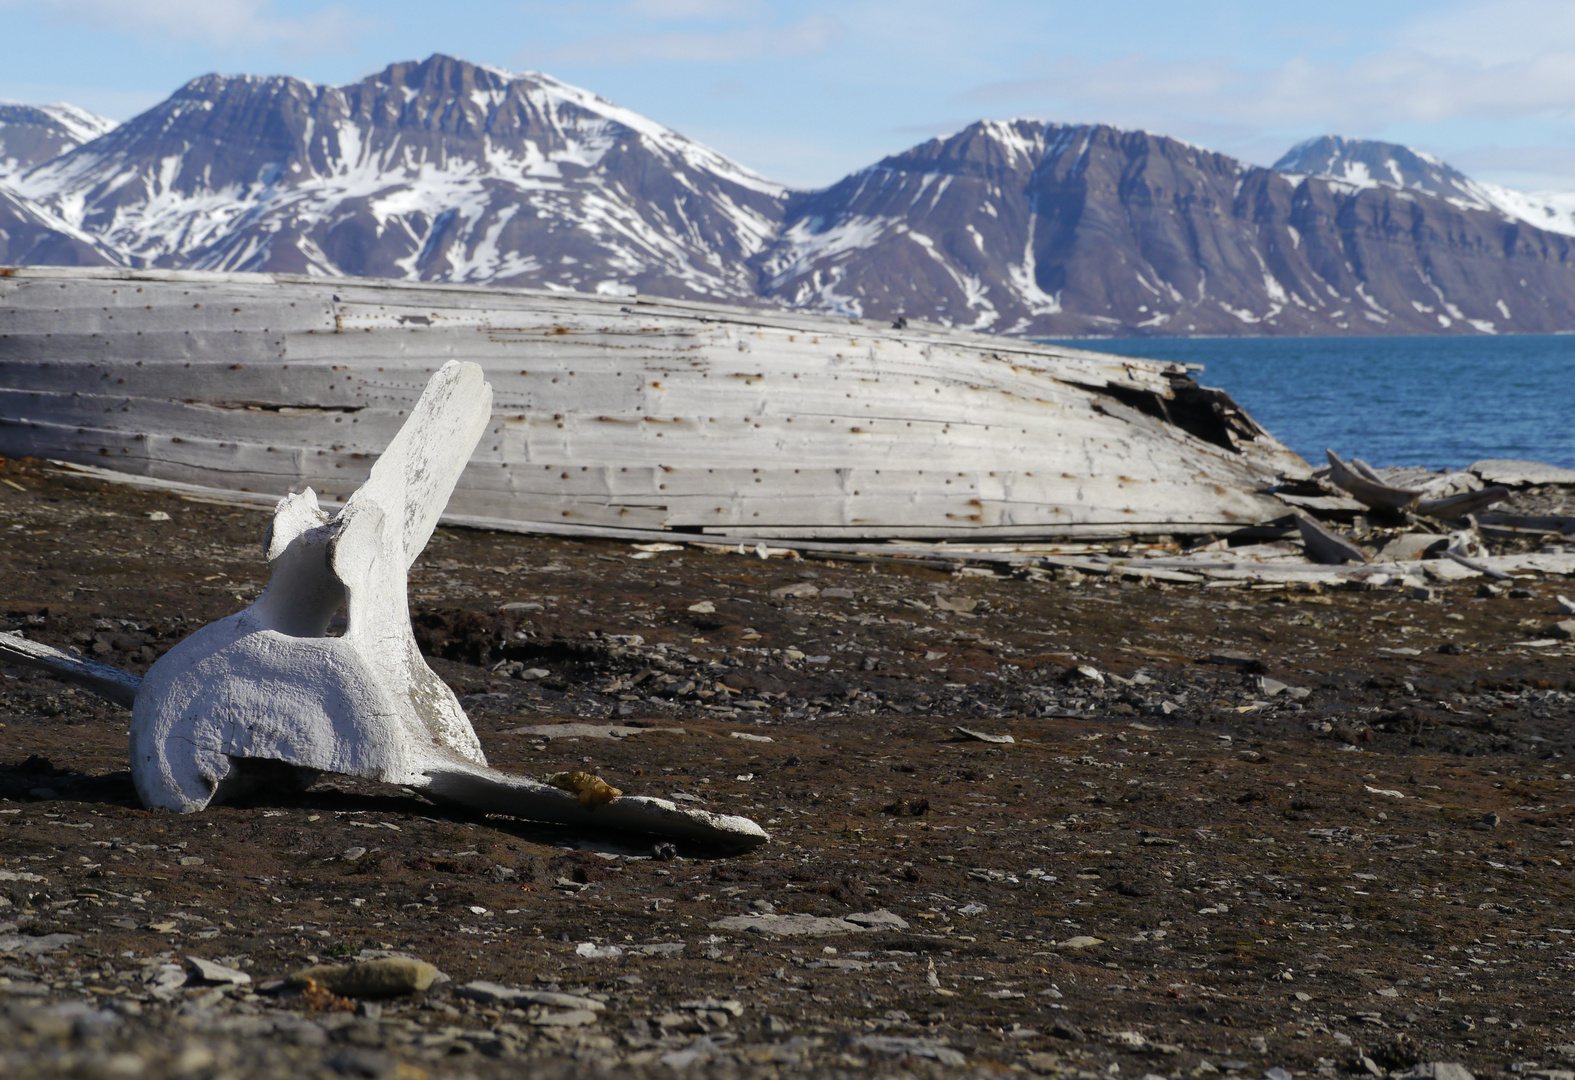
left=186, top=956, right=251, bottom=986
left=575, top=942, right=622, bottom=958
left=290, top=956, right=442, bottom=997
left=955, top=726, right=1014, bottom=744
left=1425, top=560, right=1480, bottom=582
left=628, top=942, right=685, bottom=956
left=1378, top=534, right=1448, bottom=562
left=1546, top=620, right=1575, bottom=640
left=770, top=582, right=819, bottom=599
left=1393, top=1065, right=1476, bottom=1080
left=709, top=913, right=866, bottom=937
left=145, top=963, right=187, bottom=993
left=852, top=1035, right=966, bottom=1066
left=455, top=980, right=605, bottom=1012
left=1057, top=935, right=1104, bottom=949
left=661, top=1036, right=721, bottom=1069
left=1471, top=460, right=1575, bottom=487
left=0, top=933, right=78, bottom=956
left=678, top=998, right=745, bottom=1017
left=0, top=980, right=49, bottom=997
left=845, top=909, right=911, bottom=930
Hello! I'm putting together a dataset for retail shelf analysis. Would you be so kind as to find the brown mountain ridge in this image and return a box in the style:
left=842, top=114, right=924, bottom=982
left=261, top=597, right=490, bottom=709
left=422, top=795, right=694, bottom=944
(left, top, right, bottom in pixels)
left=3, top=56, right=1574, bottom=336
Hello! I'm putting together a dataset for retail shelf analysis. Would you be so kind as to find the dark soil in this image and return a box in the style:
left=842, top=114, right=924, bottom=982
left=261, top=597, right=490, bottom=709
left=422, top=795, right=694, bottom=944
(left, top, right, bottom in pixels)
left=4, top=455, right=1575, bottom=1079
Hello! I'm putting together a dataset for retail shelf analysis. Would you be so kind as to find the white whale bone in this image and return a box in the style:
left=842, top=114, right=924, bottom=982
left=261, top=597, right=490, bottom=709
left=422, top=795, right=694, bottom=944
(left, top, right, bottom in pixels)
left=422, top=764, right=768, bottom=847
left=123, top=360, right=769, bottom=850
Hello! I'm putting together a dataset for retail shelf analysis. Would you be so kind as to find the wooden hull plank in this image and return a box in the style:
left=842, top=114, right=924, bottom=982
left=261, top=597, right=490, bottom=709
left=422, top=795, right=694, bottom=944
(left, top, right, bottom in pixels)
left=0, top=267, right=1311, bottom=540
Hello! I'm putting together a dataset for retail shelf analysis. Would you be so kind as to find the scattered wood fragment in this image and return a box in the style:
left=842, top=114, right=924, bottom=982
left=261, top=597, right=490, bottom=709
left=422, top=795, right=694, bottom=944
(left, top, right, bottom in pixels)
left=1325, top=450, right=1419, bottom=511
left=501, top=723, right=685, bottom=740
left=1417, top=486, right=1508, bottom=521
left=1296, top=515, right=1370, bottom=565
left=954, top=726, right=1015, bottom=745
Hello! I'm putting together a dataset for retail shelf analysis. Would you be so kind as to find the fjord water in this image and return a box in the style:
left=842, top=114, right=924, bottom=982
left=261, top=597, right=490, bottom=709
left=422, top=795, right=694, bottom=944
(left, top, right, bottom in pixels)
left=1055, top=335, right=1575, bottom=471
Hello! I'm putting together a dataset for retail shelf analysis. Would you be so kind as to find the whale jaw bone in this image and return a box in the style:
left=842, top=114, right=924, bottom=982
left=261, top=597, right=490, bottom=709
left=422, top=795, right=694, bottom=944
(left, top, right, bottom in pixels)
left=125, top=360, right=769, bottom=851
left=129, top=360, right=494, bottom=812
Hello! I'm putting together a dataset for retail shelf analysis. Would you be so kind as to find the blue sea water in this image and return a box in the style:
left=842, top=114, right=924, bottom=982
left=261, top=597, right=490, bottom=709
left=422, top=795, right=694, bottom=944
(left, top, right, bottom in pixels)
left=1049, top=335, right=1575, bottom=471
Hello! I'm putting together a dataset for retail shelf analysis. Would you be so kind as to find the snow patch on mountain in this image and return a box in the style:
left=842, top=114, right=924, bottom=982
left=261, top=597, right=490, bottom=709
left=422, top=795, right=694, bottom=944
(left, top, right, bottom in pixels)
left=8, top=56, right=788, bottom=299
left=1275, top=134, right=1575, bottom=238
left=0, top=101, right=116, bottom=182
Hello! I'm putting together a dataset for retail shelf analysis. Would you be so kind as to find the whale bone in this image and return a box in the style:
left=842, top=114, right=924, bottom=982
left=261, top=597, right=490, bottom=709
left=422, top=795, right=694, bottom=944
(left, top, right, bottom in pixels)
left=105, top=359, right=766, bottom=850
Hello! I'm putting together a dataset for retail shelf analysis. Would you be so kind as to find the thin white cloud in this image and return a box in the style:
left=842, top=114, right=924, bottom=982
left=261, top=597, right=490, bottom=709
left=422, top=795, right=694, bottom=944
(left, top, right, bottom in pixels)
left=623, top=0, right=769, bottom=20
left=964, top=35, right=1575, bottom=139
left=545, top=13, right=839, bottom=65
left=9, top=0, right=366, bottom=53
left=1398, top=0, right=1575, bottom=63
left=1449, top=142, right=1575, bottom=190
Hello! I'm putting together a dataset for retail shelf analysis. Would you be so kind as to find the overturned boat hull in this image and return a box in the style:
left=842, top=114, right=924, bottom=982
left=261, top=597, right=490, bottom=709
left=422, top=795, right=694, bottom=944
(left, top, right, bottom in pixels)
left=0, top=267, right=1310, bottom=540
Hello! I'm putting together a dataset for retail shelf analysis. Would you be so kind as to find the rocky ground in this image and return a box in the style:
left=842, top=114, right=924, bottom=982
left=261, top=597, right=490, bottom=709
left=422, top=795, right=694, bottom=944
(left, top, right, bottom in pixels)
left=4, top=455, right=1575, bottom=1079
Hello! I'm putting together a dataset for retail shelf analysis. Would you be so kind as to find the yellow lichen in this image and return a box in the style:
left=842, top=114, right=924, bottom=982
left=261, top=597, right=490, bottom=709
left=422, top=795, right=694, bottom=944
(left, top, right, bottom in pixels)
left=547, top=771, right=622, bottom=809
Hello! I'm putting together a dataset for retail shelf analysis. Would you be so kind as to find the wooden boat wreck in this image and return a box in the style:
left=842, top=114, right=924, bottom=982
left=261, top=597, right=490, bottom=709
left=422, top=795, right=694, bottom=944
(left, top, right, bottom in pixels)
left=0, top=267, right=1312, bottom=542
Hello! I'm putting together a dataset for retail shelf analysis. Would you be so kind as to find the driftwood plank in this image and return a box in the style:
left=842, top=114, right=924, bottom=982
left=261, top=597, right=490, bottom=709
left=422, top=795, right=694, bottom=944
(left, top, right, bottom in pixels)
left=1325, top=450, right=1419, bottom=512
left=1296, top=514, right=1370, bottom=565
left=1478, top=514, right=1575, bottom=535
left=1417, top=486, right=1509, bottom=521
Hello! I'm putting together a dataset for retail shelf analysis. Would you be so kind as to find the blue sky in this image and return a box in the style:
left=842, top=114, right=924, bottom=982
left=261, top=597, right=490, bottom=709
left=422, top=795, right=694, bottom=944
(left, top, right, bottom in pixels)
left=3, top=0, right=1575, bottom=192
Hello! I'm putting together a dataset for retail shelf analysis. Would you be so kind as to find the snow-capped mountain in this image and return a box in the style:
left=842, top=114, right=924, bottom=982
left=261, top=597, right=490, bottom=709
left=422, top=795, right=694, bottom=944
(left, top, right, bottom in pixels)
left=755, top=120, right=1068, bottom=333
left=0, top=185, right=121, bottom=266
left=754, top=120, right=1575, bottom=335
left=10, top=55, right=787, bottom=300
left=7, top=57, right=1575, bottom=335
left=0, top=104, right=121, bottom=265
left=1275, top=135, right=1575, bottom=238
left=0, top=102, right=115, bottom=182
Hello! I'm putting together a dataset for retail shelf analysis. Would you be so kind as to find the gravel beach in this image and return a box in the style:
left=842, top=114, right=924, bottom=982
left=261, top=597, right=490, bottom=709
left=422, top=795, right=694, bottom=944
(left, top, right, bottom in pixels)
left=4, top=456, right=1575, bottom=1079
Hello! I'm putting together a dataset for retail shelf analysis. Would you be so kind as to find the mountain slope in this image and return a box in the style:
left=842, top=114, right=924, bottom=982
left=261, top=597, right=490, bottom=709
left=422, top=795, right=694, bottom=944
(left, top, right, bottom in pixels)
left=0, top=186, right=120, bottom=266
left=759, top=121, right=1575, bottom=335
left=7, top=61, right=1575, bottom=336
left=0, top=102, right=115, bottom=182
left=1276, top=135, right=1575, bottom=239
left=12, top=55, right=787, bottom=301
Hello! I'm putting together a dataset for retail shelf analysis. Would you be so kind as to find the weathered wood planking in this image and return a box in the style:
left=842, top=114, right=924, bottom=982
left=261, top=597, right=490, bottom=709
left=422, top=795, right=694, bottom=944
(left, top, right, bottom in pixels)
left=0, top=267, right=1311, bottom=540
